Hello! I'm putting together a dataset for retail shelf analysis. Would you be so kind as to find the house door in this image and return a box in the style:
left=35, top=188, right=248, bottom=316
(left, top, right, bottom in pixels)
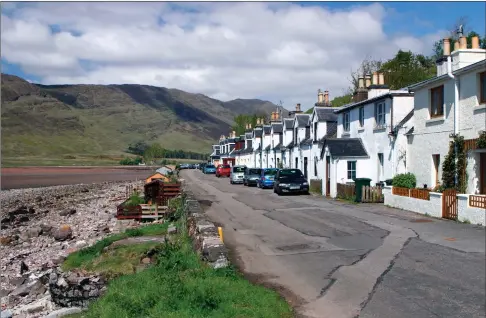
left=304, top=157, right=308, bottom=178
left=295, top=158, right=298, bottom=169
left=326, top=156, right=330, bottom=196
left=480, top=153, right=486, bottom=194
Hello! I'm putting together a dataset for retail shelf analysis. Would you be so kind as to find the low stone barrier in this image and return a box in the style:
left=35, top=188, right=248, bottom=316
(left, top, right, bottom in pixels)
left=184, top=195, right=229, bottom=269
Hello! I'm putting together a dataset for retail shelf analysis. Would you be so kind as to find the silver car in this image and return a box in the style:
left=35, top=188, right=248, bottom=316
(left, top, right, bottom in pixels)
left=230, top=165, right=246, bottom=184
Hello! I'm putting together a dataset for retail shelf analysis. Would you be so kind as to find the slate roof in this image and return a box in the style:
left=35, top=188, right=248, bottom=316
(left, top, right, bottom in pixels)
left=335, top=91, right=412, bottom=113
left=272, top=142, right=283, bottom=150
left=286, top=141, right=295, bottom=148
left=315, top=107, right=338, bottom=122
left=264, top=145, right=271, bottom=151
left=405, top=127, right=414, bottom=135
left=300, top=138, right=313, bottom=146
left=284, top=118, right=294, bottom=129
left=245, top=132, right=253, bottom=139
left=271, top=123, right=283, bottom=133
left=320, top=138, right=369, bottom=159
left=254, top=129, right=263, bottom=138
left=263, top=126, right=271, bottom=135
left=296, top=114, right=310, bottom=127
left=326, top=122, right=338, bottom=138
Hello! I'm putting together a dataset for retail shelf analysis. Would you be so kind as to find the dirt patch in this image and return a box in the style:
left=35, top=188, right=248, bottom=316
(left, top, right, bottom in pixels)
left=198, top=199, right=213, bottom=207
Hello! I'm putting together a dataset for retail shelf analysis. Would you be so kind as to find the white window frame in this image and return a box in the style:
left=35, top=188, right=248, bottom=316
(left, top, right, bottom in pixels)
left=347, top=161, right=356, bottom=180
left=343, top=111, right=350, bottom=132
left=374, top=102, right=386, bottom=127
left=359, top=107, right=365, bottom=127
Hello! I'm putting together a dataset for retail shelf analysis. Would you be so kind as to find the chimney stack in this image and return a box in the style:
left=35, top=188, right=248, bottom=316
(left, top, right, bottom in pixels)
left=324, top=91, right=329, bottom=105
left=472, top=36, right=480, bottom=49
left=275, top=111, right=279, bottom=120
left=378, top=72, right=385, bottom=85
left=318, top=89, right=324, bottom=103
left=358, top=76, right=364, bottom=89
left=459, top=35, right=467, bottom=49
left=365, top=74, right=371, bottom=88
left=296, top=103, right=301, bottom=112
left=443, top=38, right=451, bottom=56
left=454, top=40, right=460, bottom=52
left=232, top=130, right=236, bottom=138
left=372, top=72, right=379, bottom=85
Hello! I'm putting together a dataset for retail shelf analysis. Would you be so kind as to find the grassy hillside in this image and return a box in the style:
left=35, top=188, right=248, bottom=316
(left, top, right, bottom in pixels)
left=1, top=74, right=282, bottom=166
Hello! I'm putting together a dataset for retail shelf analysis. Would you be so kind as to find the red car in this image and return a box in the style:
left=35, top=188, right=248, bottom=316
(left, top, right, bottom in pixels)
left=216, top=164, right=231, bottom=177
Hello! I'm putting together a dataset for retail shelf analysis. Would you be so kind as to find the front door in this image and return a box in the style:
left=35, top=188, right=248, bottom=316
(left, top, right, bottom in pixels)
left=326, top=156, right=330, bottom=196
left=480, top=153, right=486, bottom=194
left=304, top=157, right=308, bottom=179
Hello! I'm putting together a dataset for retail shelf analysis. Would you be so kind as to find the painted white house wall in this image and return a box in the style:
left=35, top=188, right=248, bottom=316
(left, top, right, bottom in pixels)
left=336, top=93, right=414, bottom=186
left=408, top=61, right=486, bottom=192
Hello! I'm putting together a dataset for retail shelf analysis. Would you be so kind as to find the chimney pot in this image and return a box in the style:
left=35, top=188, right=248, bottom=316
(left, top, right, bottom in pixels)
left=358, top=76, right=364, bottom=89
left=372, top=72, right=379, bottom=85
left=324, top=90, right=329, bottom=105
left=459, top=36, right=467, bottom=49
left=454, top=40, right=460, bottom=52
left=443, top=38, right=451, bottom=56
left=471, top=36, right=480, bottom=49
left=365, top=74, right=371, bottom=88
left=318, top=89, right=324, bottom=103
left=378, top=73, right=385, bottom=85
left=296, top=103, right=301, bottom=112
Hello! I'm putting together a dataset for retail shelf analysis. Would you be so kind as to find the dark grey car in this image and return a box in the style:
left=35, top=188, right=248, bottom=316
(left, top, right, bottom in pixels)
left=243, top=168, right=262, bottom=186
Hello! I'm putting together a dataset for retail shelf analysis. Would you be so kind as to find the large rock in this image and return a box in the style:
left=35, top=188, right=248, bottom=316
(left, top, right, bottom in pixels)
left=45, top=307, right=84, bottom=318
left=59, top=209, right=76, bottom=217
left=52, top=225, right=73, bottom=241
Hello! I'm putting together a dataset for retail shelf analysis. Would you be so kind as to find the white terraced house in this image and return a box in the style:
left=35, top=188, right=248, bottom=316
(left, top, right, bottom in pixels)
left=407, top=35, right=486, bottom=194
left=326, top=71, right=414, bottom=197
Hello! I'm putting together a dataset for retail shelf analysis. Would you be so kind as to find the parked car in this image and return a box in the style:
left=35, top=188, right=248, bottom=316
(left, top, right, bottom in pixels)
left=230, top=165, right=246, bottom=184
left=273, top=169, right=309, bottom=195
left=243, top=168, right=262, bottom=186
left=257, top=168, right=278, bottom=189
left=216, top=164, right=231, bottom=177
left=203, top=164, right=216, bottom=174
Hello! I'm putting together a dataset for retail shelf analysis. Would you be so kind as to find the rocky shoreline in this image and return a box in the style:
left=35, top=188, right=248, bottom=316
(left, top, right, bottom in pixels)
left=1, top=180, right=142, bottom=317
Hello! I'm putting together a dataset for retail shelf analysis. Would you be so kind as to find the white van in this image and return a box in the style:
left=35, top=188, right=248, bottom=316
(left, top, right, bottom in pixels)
left=230, top=165, right=246, bottom=184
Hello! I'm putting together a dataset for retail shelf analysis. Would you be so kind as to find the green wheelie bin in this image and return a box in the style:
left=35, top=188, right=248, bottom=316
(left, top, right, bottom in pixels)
left=353, top=178, right=372, bottom=202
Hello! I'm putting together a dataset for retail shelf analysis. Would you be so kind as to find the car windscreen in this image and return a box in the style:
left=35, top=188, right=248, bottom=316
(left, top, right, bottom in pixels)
left=248, top=169, right=261, bottom=175
left=233, top=166, right=245, bottom=173
left=278, top=169, right=304, bottom=180
left=264, top=169, right=277, bottom=176
left=206, top=165, right=215, bottom=168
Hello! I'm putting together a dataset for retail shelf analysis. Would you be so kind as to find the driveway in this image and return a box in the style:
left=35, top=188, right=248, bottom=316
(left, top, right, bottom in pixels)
left=182, top=169, right=486, bottom=318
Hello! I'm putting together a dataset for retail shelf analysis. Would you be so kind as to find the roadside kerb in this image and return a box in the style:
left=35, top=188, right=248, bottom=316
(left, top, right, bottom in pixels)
left=184, top=194, right=230, bottom=269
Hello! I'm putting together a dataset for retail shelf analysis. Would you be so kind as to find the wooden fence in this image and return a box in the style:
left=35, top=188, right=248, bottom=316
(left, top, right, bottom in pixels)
left=361, top=186, right=384, bottom=203
left=392, top=186, right=410, bottom=197
left=469, top=195, right=486, bottom=209
left=337, top=183, right=355, bottom=199
left=410, top=188, right=431, bottom=201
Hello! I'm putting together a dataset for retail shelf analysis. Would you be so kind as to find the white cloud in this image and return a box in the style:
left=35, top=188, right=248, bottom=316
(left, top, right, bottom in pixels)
left=1, top=2, right=443, bottom=110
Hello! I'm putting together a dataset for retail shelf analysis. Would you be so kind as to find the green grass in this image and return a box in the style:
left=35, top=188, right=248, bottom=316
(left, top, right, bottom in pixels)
left=71, top=236, right=294, bottom=318
left=62, top=223, right=170, bottom=271
left=84, top=242, right=162, bottom=279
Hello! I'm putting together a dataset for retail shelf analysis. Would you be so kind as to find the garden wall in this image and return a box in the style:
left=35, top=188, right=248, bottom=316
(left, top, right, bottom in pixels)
left=383, top=186, right=485, bottom=226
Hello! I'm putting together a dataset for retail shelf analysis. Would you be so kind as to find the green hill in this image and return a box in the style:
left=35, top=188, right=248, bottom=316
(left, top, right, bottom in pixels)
left=1, top=74, right=285, bottom=166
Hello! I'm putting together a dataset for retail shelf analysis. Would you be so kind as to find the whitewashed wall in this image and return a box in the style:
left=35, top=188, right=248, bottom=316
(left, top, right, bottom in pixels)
left=383, top=186, right=485, bottom=225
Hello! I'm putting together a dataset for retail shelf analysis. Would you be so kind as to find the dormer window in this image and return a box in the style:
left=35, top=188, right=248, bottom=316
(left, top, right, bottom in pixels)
left=343, top=111, right=350, bottom=132
left=430, top=85, right=444, bottom=118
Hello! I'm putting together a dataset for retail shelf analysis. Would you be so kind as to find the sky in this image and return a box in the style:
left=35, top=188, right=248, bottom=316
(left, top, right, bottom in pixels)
left=1, top=1, right=485, bottom=111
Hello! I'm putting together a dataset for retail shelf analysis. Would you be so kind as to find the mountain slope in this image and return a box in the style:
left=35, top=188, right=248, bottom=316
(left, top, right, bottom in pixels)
left=1, top=74, right=283, bottom=160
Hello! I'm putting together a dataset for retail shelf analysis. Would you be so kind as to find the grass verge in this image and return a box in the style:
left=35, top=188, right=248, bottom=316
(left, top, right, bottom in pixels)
left=70, top=235, right=293, bottom=318
left=62, top=223, right=169, bottom=271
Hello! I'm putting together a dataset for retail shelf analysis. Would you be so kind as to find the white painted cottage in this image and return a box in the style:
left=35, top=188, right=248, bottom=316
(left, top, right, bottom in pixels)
left=323, top=72, right=414, bottom=197
left=407, top=35, right=486, bottom=194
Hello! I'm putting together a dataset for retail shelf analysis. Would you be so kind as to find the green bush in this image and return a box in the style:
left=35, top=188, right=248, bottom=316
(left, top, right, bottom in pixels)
left=119, top=156, right=143, bottom=165
left=392, top=173, right=416, bottom=189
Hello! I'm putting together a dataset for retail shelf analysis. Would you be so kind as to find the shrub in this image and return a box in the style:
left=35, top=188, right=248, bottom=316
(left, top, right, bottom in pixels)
left=392, top=173, right=416, bottom=189
left=477, top=131, right=486, bottom=149
left=125, top=191, right=145, bottom=207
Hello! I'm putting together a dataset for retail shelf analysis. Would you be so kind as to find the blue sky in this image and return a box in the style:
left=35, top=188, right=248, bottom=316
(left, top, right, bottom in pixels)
left=1, top=1, right=485, bottom=106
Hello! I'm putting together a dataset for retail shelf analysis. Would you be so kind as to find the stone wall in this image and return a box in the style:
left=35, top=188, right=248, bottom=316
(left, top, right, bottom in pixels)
left=184, top=195, right=229, bottom=269
left=48, top=269, right=106, bottom=308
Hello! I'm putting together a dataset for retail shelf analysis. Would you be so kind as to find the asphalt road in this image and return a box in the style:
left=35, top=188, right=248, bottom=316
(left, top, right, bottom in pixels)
left=182, top=169, right=486, bottom=318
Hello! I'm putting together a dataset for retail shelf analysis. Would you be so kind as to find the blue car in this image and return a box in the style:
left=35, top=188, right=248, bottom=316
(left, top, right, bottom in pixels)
left=204, top=164, right=216, bottom=174
left=257, top=168, right=279, bottom=189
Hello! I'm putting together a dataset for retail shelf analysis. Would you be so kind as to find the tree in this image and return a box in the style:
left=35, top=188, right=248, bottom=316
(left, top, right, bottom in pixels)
left=349, top=56, right=383, bottom=90
left=379, top=50, right=436, bottom=90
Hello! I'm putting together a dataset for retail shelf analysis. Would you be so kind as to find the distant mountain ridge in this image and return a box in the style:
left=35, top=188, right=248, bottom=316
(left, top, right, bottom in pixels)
left=1, top=73, right=289, bottom=159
